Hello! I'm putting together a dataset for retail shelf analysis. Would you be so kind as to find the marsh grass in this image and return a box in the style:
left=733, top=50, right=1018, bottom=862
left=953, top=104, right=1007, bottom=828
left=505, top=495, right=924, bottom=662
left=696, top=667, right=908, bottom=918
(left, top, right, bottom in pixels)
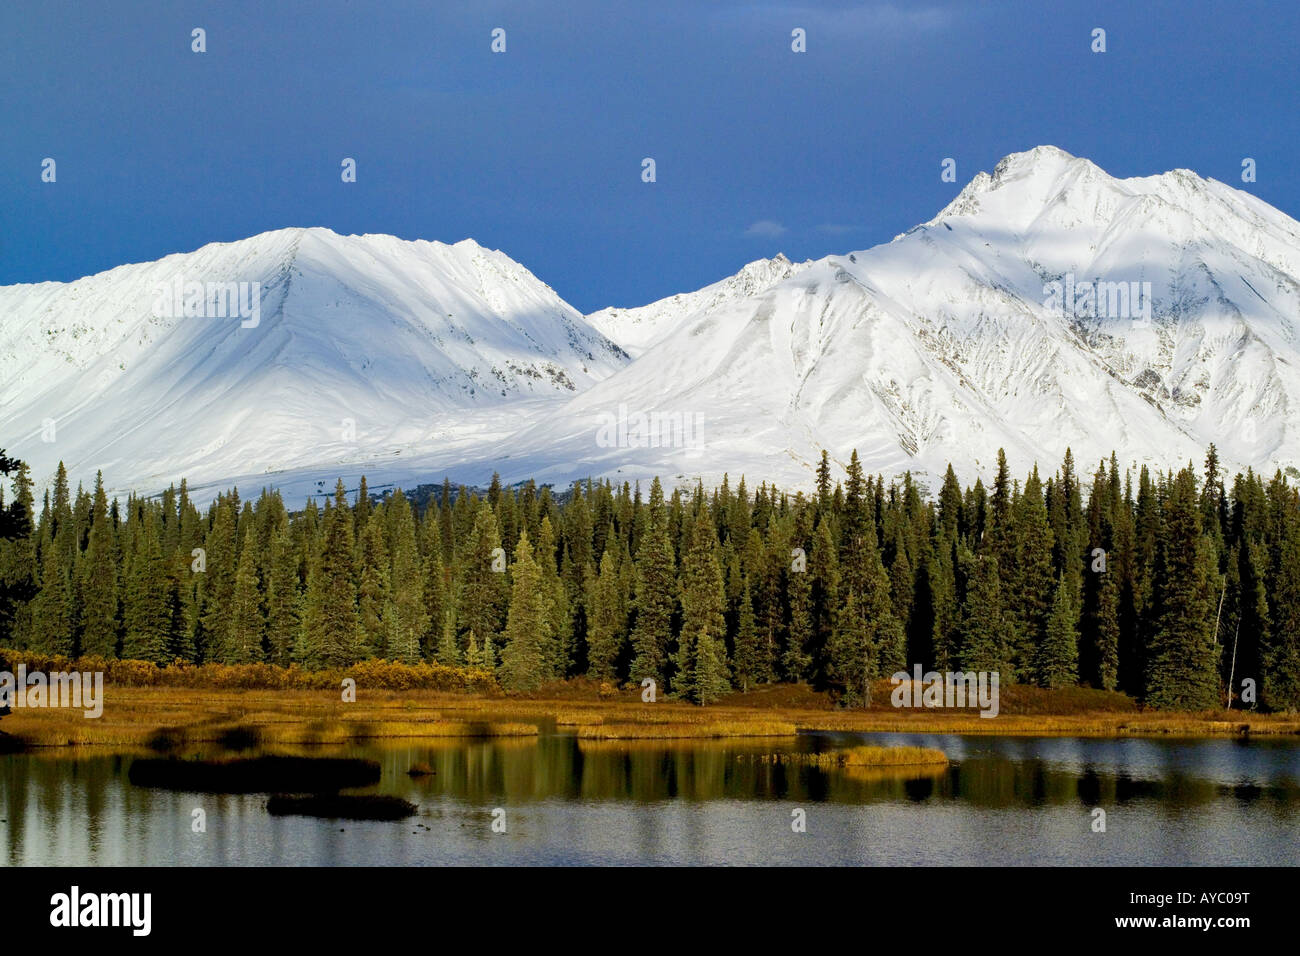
left=3, top=679, right=1297, bottom=752
left=552, top=710, right=606, bottom=727
left=841, top=745, right=949, bottom=766
left=0, top=687, right=541, bottom=749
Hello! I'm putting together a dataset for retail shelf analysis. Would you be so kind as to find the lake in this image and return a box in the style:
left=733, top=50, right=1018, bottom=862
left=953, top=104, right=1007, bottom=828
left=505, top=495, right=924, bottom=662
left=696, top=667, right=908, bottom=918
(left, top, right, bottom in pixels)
left=2, top=732, right=1298, bottom=865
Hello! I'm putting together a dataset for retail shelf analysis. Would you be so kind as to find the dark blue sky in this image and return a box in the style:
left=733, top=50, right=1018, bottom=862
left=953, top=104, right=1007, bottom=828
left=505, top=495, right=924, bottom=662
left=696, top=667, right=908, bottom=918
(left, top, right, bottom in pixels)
left=3, top=0, right=1297, bottom=313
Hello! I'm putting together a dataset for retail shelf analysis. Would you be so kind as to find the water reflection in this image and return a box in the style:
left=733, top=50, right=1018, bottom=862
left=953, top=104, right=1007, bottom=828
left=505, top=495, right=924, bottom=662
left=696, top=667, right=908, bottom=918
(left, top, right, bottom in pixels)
left=2, top=733, right=1298, bottom=866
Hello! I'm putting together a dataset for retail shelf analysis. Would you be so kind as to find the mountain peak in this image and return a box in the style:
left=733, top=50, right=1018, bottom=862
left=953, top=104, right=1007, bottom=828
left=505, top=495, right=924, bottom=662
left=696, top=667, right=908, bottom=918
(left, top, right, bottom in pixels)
left=6, top=150, right=1299, bottom=505
left=993, top=144, right=1082, bottom=174
left=985, top=145, right=1103, bottom=191
left=931, top=147, right=1118, bottom=227
left=0, top=226, right=631, bottom=498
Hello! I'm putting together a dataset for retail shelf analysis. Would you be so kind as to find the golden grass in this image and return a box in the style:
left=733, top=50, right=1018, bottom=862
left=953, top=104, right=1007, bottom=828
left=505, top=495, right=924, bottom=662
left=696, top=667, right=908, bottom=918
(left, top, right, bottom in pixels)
left=3, top=680, right=1298, bottom=751
left=842, top=745, right=949, bottom=766
left=552, top=710, right=606, bottom=727
left=351, top=721, right=538, bottom=739
left=0, top=687, right=542, bottom=749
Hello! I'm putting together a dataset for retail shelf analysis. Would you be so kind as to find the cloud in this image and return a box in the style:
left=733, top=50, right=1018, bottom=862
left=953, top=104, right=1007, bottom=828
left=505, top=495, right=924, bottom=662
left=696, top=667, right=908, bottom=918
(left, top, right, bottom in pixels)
left=744, top=220, right=788, bottom=239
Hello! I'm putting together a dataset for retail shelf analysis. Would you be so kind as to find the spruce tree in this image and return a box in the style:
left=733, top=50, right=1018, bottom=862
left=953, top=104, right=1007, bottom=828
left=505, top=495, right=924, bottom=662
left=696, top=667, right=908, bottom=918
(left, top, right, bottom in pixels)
left=419, top=508, right=449, bottom=660
left=1262, top=479, right=1300, bottom=711
left=1010, top=467, right=1055, bottom=681
left=886, top=523, right=915, bottom=641
left=537, top=516, right=572, bottom=677
left=1144, top=470, right=1221, bottom=710
left=165, top=549, right=196, bottom=664
left=497, top=480, right=519, bottom=560
left=586, top=549, right=625, bottom=682
left=676, top=506, right=728, bottom=699
left=784, top=525, right=813, bottom=681
left=439, top=477, right=455, bottom=563
left=356, top=514, right=391, bottom=658
left=835, top=451, right=905, bottom=680
left=197, top=494, right=237, bottom=662
left=499, top=530, right=554, bottom=691
left=1112, top=474, right=1143, bottom=694
left=436, top=608, right=461, bottom=666
left=562, top=485, right=592, bottom=659
left=630, top=478, right=676, bottom=686
left=1093, top=563, right=1121, bottom=691
left=928, top=537, right=959, bottom=670
left=987, top=449, right=1015, bottom=572
left=809, top=518, right=840, bottom=687
left=78, top=472, right=118, bottom=658
left=264, top=513, right=300, bottom=666
left=299, top=481, right=360, bottom=668
left=731, top=576, right=762, bottom=691
left=0, top=458, right=36, bottom=645
left=828, top=592, right=872, bottom=706
left=937, top=464, right=962, bottom=542
left=353, top=475, right=372, bottom=541
left=31, top=519, right=73, bottom=655
left=384, top=490, right=426, bottom=665
left=121, top=507, right=171, bottom=664
left=223, top=526, right=265, bottom=663
left=815, top=451, right=833, bottom=516
left=750, top=526, right=782, bottom=684
left=459, top=501, right=507, bottom=647
left=1231, top=536, right=1269, bottom=708
left=693, top=627, right=731, bottom=705
left=839, top=450, right=871, bottom=589
left=1036, top=576, right=1079, bottom=688
left=958, top=548, right=1012, bottom=676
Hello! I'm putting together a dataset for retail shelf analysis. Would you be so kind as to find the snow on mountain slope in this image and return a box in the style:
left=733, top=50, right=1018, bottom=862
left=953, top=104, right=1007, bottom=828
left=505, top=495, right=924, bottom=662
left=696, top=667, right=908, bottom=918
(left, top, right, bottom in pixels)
left=451, top=146, right=1300, bottom=492
left=5, top=147, right=1299, bottom=505
left=586, top=254, right=814, bottom=356
left=0, top=227, right=628, bottom=498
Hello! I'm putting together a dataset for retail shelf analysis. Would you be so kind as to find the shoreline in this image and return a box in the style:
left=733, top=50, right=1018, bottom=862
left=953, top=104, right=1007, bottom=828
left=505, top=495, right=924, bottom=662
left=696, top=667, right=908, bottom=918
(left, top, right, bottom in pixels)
left=3, top=683, right=1299, bottom=751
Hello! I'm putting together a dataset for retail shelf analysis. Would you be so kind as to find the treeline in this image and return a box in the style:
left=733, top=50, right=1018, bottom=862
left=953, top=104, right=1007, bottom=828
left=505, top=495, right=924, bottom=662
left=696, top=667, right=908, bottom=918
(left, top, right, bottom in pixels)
left=0, top=445, right=1298, bottom=711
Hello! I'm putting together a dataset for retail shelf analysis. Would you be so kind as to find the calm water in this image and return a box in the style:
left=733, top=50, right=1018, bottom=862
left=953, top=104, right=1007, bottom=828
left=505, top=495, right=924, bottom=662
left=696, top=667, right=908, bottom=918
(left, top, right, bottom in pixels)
left=2, top=732, right=1298, bottom=865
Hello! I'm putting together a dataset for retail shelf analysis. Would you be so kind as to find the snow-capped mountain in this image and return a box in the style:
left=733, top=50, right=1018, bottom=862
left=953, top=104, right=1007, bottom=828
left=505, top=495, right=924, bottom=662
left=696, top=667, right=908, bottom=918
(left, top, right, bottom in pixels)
left=489, top=145, right=1300, bottom=491
left=0, top=227, right=627, bottom=498
left=4, top=147, right=1299, bottom=504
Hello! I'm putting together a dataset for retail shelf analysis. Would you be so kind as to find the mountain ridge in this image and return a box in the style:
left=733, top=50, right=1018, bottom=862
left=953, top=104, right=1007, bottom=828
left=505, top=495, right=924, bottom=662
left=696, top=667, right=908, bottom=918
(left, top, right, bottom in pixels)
left=3, top=148, right=1299, bottom=504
